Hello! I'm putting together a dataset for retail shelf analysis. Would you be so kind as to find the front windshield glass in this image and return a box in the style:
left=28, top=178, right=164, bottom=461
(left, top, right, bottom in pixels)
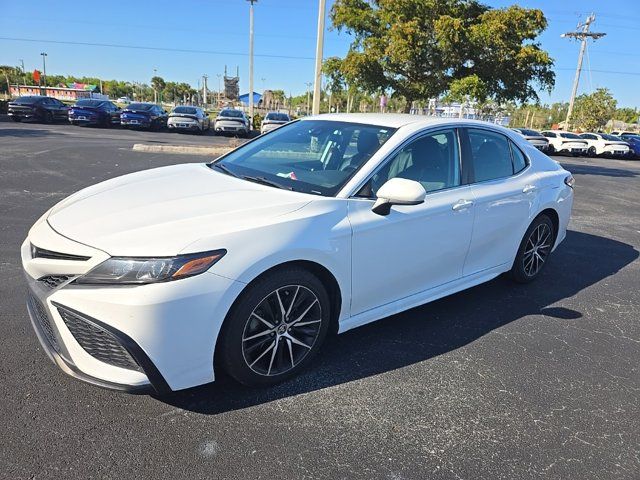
left=211, top=120, right=396, bottom=196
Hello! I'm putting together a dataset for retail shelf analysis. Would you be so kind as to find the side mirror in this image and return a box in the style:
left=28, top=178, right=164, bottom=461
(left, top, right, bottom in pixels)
left=371, top=178, right=426, bottom=216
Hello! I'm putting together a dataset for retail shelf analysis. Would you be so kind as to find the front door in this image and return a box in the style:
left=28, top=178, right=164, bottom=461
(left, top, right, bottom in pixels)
left=348, top=128, right=475, bottom=316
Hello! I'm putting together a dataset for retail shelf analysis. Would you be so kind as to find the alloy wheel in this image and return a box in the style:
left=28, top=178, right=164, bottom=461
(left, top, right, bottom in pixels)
left=523, top=223, right=552, bottom=277
left=241, top=285, right=322, bottom=377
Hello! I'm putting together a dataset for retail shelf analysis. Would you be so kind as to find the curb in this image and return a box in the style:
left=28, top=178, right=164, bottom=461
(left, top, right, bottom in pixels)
left=132, top=144, right=233, bottom=156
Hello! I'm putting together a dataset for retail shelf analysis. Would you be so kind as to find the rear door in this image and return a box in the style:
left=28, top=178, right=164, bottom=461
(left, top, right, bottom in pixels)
left=462, top=128, right=539, bottom=276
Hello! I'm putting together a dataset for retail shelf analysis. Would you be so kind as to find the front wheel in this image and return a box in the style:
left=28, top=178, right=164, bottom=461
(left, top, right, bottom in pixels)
left=588, top=146, right=597, bottom=157
left=218, top=268, right=331, bottom=387
left=510, top=214, right=555, bottom=284
left=11, top=116, right=21, bottom=122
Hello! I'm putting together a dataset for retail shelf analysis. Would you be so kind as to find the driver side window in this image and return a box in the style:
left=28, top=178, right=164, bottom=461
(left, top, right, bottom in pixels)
left=362, top=129, right=461, bottom=197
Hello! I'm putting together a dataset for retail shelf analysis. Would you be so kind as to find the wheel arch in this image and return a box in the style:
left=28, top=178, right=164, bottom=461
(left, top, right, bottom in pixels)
left=212, top=259, right=343, bottom=372
left=536, top=207, right=559, bottom=243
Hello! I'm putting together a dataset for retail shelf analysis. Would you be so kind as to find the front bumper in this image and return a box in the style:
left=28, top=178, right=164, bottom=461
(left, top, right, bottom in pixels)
left=22, top=218, right=245, bottom=393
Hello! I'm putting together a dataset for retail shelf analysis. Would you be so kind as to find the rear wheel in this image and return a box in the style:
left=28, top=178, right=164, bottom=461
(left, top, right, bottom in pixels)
left=11, top=116, right=21, bottom=122
left=547, top=144, right=555, bottom=154
left=588, top=146, right=597, bottom=157
left=44, top=111, right=54, bottom=124
left=510, top=214, right=555, bottom=284
left=219, top=267, right=331, bottom=386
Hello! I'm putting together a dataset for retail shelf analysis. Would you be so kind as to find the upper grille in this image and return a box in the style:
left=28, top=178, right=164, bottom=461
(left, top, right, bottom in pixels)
left=28, top=292, right=60, bottom=353
left=57, top=306, right=141, bottom=372
left=38, top=275, right=74, bottom=289
left=31, top=244, right=90, bottom=262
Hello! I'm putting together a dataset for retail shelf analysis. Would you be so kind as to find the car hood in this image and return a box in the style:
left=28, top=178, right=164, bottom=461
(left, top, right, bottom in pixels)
left=47, top=163, right=312, bottom=256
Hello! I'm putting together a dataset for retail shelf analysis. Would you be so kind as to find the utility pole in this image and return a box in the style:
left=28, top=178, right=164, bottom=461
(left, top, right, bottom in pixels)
left=153, top=68, right=158, bottom=103
left=203, top=74, right=208, bottom=107
left=40, top=52, right=47, bottom=87
left=312, top=0, right=326, bottom=115
left=217, top=73, right=222, bottom=106
left=19, top=59, right=25, bottom=85
left=247, top=0, right=257, bottom=126
left=561, top=13, right=605, bottom=129
left=305, top=82, right=312, bottom=114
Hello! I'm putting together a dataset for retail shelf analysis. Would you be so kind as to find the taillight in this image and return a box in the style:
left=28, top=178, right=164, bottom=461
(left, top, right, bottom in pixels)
left=564, top=174, right=575, bottom=188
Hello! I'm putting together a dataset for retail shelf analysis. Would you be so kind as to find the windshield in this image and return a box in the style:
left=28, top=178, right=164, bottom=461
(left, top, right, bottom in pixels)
left=173, top=106, right=197, bottom=114
left=127, top=103, right=154, bottom=111
left=13, top=96, right=41, bottom=104
left=265, top=113, right=290, bottom=121
left=75, top=99, right=103, bottom=107
left=219, top=109, right=243, bottom=118
left=560, top=132, right=581, bottom=139
left=517, top=128, right=542, bottom=136
left=600, top=133, right=620, bottom=141
left=211, top=120, right=396, bottom=196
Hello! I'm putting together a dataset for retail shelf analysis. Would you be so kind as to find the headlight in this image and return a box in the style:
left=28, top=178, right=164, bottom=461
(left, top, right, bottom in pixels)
left=75, top=250, right=226, bottom=285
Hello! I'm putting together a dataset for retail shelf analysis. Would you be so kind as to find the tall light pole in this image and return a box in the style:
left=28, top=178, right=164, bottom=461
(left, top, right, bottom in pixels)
left=247, top=0, right=257, bottom=126
left=312, top=0, right=326, bottom=115
left=217, top=73, right=222, bottom=106
left=18, top=59, right=25, bottom=85
left=561, top=14, right=605, bottom=129
left=40, top=52, right=47, bottom=87
left=203, top=74, right=208, bottom=106
left=305, top=82, right=313, bottom=115
left=153, top=68, right=158, bottom=103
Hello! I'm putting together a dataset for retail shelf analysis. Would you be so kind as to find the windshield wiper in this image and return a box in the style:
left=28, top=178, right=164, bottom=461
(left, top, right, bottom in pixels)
left=242, top=175, right=291, bottom=190
left=211, top=162, right=239, bottom=178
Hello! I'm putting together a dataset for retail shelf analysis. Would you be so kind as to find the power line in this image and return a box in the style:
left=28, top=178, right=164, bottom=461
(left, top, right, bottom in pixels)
left=0, top=36, right=315, bottom=61
left=556, top=68, right=640, bottom=76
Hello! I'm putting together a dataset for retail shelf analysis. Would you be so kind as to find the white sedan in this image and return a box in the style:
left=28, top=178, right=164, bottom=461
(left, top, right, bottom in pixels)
left=579, top=132, right=630, bottom=157
left=21, top=114, right=574, bottom=393
left=541, top=130, right=588, bottom=156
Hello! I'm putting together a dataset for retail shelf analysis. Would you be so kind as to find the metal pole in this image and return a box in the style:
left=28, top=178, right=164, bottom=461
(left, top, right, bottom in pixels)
left=306, top=82, right=312, bottom=114
left=203, top=74, right=208, bottom=106
left=40, top=52, right=47, bottom=87
left=312, top=0, right=326, bottom=115
left=248, top=0, right=256, bottom=126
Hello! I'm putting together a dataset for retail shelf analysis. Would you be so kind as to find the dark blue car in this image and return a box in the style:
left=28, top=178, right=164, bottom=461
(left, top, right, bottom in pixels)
left=618, top=133, right=640, bottom=159
left=120, top=103, right=168, bottom=130
left=69, top=99, right=121, bottom=127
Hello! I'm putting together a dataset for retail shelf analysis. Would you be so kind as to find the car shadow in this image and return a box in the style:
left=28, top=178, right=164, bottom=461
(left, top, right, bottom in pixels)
left=0, top=127, right=64, bottom=137
left=560, top=162, right=639, bottom=178
left=155, top=230, right=638, bottom=414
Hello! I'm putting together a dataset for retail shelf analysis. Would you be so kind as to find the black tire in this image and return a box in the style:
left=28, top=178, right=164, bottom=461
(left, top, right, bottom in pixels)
left=510, top=214, right=555, bottom=284
left=44, top=111, right=54, bottom=124
left=11, top=116, right=21, bottom=122
left=588, top=146, right=597, bottom=157
left=218, top=267, right=331, bottom=387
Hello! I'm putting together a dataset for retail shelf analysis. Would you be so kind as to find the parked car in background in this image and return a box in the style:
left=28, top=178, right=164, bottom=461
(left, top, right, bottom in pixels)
left=21, top=115, right=573, bottom=393
left=260, top=112, right=291, bottom=134
left=116, top=96, right=131, bottom=104
left=609, top=130, right=637, bottom=137
left=511, top=128, right=550, bottom=151
left=541, top=130, right=588, bottom=156
left=8, top=96, right=69, bottom=123
left=167, top=106, right=210, bottom=133
left=579, top=132, right=629, bottom=157
left=214, top=109, right=250, bottom=137
left=120, top=103, right=168, bottom=130
left=69, top=99, right=121, bottom=127
left=616, top=133, right=640, bottom=159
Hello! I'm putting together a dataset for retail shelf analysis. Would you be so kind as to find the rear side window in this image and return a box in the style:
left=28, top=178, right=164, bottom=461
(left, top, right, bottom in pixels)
left=510, top=142, right=527, bottom=173
left=468, top=129, right=514, bottom=182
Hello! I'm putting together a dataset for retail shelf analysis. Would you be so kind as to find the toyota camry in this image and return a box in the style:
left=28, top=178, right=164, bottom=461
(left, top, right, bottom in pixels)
left=22, top=114, right=574, bottom=394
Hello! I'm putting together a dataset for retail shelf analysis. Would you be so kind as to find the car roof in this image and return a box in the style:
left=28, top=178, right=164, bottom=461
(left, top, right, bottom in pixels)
left=301, top=113, right=512, bottom=130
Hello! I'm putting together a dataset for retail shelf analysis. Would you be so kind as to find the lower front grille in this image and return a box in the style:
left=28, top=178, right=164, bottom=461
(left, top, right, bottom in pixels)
left=57, top=306, right=141, bottom=372
left=38, top=275, right=73, bottom=289
left=28, top=292, right=60, bottom=352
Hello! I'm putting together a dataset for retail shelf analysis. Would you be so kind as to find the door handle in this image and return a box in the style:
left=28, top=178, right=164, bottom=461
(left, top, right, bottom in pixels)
left=452, top=199, right=474, bottom=211
left=522, top=184, right=537, bottom=194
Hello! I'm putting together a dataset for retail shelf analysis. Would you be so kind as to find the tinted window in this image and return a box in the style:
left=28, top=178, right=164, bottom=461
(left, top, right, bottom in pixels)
left=601, top=133, right=621, bottom=141
left=214, top=120, right=395, bottom=196
left=75, top=99, right=103, bottom=107
left=518, top=128, right=542, bottom=136
left=510, top=142, right=527, bottom=173
left=468, top=129, right=514, bottom=182
left=542, top=132, right=556, bottom=138
left=173, top=106, right=198, bottom=114
left=219, top=109, right=244, bottom=118
left=368, top=129, right=460, bottom=195
left=560, top=132, right=581, bottom=139
left=13, top=96, right=42, bottom=104
left=127, top=103, right=154, bottom=111
left=266, top=113, right=290, bottom=121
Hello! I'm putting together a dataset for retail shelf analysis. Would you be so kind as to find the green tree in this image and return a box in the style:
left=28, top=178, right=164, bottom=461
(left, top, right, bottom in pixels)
left=330, top=0, right=554, bottom=111
left=573, top=88, right=617, bottom=132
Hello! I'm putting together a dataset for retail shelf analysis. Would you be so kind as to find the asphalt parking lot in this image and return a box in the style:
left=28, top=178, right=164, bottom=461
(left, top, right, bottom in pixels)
left=1, top=120, right=638, bottom=480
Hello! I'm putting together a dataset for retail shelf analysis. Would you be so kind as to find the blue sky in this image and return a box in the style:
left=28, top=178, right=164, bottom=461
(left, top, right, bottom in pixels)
left=0, top=0, right=638, bottom=107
